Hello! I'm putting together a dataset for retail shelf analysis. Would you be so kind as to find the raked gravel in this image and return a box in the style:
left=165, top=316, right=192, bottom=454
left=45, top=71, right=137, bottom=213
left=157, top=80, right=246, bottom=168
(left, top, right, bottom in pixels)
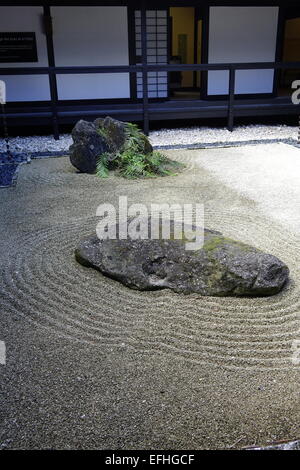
left=1, top=149, right=300, bottom=449
left=0, top=124, right=298, bottom=155
left=166, top=143, right=300, bottom=234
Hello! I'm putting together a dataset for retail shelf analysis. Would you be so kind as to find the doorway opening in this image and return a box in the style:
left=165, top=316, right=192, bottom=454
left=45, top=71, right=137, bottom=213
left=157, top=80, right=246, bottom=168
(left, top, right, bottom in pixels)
left=279, top=16, right=300, bottom=96
left=169, top=7, right=202, bottom=100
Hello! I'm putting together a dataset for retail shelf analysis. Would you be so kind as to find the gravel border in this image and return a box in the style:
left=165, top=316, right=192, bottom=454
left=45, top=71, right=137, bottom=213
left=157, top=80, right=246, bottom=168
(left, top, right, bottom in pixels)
left=16, top=137, right=300, bottom=159
left=1, top=124, right=299, bottom=158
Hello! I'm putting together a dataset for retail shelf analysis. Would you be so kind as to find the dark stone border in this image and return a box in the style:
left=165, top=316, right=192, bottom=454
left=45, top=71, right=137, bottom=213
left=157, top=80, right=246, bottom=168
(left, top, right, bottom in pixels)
left=26, top=137, right=299, bottom=158
left=153, top=137, right=300, bottom=151
left=0, top=162, right=20, bottom=187
left=0, top=152, right=30, bottom=187
left=31, top=151, right=68, bottom=159
left=0, top=152, right=29, bottom=164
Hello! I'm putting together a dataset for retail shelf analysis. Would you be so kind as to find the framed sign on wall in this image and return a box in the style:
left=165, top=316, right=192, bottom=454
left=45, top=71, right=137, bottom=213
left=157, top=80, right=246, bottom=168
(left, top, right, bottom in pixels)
left=0, top=32, right=38, bottom=63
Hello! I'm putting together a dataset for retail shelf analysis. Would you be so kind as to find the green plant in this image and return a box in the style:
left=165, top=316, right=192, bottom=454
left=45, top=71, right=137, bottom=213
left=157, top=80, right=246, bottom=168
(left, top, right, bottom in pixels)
left=124, top=122, right=142, bottom=142
left=97, top=126, right=108, bottom=139
left=96, top=123, right=183, bottom=179
left=96, top=152, right=110, bottom=178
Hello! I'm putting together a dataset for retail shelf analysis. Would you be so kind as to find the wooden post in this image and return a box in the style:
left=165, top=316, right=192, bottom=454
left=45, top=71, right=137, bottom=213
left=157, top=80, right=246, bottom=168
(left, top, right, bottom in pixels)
left=141, top=0, right=149, bottom=135
left=43, top=5, right=59, bottom=140
left=227, top=66, right=235, bottom=132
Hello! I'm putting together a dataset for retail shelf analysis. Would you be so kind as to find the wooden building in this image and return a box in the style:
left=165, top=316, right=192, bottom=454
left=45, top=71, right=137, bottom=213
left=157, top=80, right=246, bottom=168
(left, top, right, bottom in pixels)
left=0, top=1, right=300, bottom=137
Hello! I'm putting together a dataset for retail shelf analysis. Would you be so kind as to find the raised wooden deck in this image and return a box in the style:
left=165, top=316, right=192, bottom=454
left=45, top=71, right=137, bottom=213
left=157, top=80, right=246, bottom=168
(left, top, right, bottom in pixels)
left=3, top=96, right=299, bottom=128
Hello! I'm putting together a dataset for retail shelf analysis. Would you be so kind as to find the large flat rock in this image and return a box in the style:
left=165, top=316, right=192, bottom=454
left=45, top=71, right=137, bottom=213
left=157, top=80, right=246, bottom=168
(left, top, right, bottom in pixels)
left=75, top=221, right=289, bottom=297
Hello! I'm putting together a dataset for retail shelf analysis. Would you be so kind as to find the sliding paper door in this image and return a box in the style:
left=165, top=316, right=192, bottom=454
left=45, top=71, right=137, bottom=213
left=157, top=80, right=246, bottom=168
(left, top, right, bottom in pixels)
left=135, top=9, right=168, bottom=98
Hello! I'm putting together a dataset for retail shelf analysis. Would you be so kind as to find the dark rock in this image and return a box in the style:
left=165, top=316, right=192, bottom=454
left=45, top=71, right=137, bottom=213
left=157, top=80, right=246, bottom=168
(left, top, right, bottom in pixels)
left=99, top=116, right=127, bottom=155
left=70, top=116, right=154, bottom=173
left=136, top=132, right=153, bottom=155
left=96, top=116, right=152, bottom=155
left=69, top=120, right=109, bottom=173
left=75, top=220, right=289, bottom=297
left=93, top=117, right=105, bottom=129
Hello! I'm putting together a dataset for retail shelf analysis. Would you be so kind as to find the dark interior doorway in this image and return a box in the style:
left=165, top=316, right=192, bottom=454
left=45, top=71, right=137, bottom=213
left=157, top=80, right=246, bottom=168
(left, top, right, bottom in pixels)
left=169, top=7, right=202, bottom=100
left=279, top=16, right=300, bottom=96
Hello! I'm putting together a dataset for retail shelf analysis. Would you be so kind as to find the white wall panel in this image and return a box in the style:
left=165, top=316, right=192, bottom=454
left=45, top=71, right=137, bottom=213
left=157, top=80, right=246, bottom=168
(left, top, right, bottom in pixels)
left=52, top=6, right=130, bottom=100
left=0, top=6, right=50, bottom=101
left=0, top=75, right=50, bottom=102
left=208, top=7, right=279, bottom=95
left=56, top=73, right=130, bottom=100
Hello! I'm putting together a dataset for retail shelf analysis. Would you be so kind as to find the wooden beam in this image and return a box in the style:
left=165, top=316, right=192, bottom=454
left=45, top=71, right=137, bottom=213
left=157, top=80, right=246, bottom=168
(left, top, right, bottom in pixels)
left=43, top=5, right=59, bottom=139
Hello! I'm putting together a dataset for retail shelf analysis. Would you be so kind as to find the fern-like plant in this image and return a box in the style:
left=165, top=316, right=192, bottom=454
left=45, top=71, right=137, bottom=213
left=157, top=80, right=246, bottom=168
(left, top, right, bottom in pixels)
left=96, top=152, right=110, bottom=178
left=96, top=123, right=183, bottom=179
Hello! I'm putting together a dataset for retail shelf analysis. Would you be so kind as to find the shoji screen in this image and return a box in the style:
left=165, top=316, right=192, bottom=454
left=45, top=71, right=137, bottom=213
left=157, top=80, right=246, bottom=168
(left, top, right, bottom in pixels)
left=135, top=10, right=168, bottom=98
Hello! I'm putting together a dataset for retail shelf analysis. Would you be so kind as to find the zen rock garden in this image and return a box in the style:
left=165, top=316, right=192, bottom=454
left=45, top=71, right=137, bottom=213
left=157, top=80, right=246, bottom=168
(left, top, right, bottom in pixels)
left=1, top=119, right=298, bottom=451
left=70, top=117, right=289, bottom=298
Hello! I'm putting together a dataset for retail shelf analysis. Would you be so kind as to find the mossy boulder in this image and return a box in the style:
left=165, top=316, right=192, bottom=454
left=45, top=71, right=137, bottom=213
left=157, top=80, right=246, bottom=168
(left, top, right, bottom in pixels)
left=75, top=219, right=289, bottom=297
left=69, top=120, right=110, bottom=173
left=69, top=116, right=152, bottom=173
left=96, top=117, right=127, bottom=155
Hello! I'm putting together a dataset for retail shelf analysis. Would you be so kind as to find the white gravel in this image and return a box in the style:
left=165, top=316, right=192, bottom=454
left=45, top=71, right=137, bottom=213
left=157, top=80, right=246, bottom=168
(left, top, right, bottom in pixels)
left=0, top=124, right=298, bottom=155
left=0, top=134, right=72, bottom=155
left=188, top=142, right=300, bottom=233
left=150, top=124, right=298, bottom=146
